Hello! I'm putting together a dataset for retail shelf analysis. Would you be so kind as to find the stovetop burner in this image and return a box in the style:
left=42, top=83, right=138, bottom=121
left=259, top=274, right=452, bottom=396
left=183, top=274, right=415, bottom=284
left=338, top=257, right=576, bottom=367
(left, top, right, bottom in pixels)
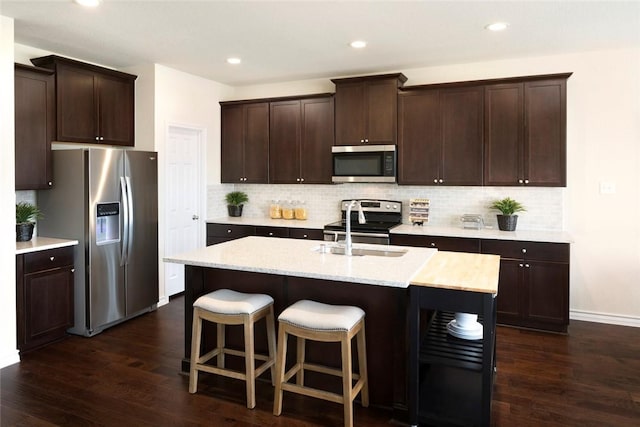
left=323, top=199, right=403, bottom=233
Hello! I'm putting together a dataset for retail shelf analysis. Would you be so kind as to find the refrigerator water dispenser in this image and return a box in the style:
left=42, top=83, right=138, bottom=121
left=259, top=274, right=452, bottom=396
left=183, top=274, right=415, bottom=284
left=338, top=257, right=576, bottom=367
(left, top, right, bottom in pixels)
left=96, top=202, right=120, bottom=245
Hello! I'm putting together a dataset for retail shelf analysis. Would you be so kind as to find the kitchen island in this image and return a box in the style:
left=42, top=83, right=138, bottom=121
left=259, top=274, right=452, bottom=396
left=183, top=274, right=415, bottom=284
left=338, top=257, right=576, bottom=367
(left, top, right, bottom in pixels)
left=165, top=236, right=499, bottom=422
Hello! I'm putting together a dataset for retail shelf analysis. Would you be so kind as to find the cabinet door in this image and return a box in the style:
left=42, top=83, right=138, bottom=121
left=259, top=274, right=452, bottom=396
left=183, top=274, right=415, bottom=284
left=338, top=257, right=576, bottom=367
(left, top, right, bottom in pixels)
left=56, top=65, right=97, bottom=143
left=243, top=103, right=270, bottom=183
left=524, top=79, right=566, bottom=186
left=300, top=97, right=334, bottom=183
left=397, top=90, right=441, bottom=185
left=289, top=228, right=324, bottom=240
left=495, top=258, right=522, bottom=325
left=440, top=87, right=484, bottom=185
left=20, top=266, right=74, bottom=353
left=269, top=100, right=301, bottom=183
left=255, top=226, right=289, bottom=238
left=366, top=79, right=398, bottom=145
left=98, top=74, right=135, bottom=146
left=484, top=83, right=523, bottom=186
left=14, top=65, right=55, bottom=190
left=523, top=261, right=569, bottom=330
left=206, top=223, right=255, bottom=246
left=221, top=105, right=245, bottom=183
left=334, top=81, right=366, bottom=145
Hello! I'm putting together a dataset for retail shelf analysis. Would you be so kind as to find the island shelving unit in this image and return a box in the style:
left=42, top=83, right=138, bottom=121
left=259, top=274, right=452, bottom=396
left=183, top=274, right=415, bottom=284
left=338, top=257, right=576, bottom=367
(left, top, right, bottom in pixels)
left=409, top=251, right=499, bottom=426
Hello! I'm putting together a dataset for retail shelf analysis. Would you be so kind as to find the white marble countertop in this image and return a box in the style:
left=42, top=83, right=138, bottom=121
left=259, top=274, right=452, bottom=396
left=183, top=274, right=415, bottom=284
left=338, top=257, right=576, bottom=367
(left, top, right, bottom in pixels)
left=16, top=236, right=79, bottom=255
left=207, top=217, right=572, bottom=243
left=207, top=216, right=328, bottom=230
left=391, top=224, right=572, bottom=243
left=165, top=236, right=436, bottom=288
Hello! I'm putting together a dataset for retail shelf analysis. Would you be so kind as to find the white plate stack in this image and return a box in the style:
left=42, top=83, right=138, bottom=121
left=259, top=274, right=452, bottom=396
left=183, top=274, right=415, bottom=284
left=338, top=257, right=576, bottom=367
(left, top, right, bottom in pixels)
left=447, top=312, right=483, bottom=340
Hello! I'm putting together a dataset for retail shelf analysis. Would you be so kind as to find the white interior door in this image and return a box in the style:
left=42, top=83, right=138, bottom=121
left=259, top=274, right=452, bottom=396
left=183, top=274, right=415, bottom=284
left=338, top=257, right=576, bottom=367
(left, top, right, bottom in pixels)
left=165, top=125, right=203, bottom=296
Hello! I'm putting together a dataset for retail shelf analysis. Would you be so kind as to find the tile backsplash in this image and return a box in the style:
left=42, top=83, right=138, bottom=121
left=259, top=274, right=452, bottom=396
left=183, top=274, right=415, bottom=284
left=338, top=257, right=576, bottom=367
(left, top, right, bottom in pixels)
left=208, top=184, right=565, bottom=231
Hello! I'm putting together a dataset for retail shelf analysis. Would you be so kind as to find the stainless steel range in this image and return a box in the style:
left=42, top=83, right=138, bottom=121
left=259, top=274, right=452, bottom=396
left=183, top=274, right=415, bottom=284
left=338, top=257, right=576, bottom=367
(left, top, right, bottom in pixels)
left=323, top=199, right=402, bottom=245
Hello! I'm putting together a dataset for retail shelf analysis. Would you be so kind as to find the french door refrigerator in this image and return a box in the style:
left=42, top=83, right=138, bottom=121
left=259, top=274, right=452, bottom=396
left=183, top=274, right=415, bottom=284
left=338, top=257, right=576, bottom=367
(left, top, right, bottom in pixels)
left=38, top=148, right=158, bottom=336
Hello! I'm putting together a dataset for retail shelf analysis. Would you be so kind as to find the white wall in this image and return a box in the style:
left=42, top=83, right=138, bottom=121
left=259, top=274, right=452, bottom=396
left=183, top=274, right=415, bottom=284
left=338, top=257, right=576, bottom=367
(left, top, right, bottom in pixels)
left=223, top=48, right=640, bottom=324
left=153, top=64, right=234, bottom=304
left=0, top=15, right=20, bottom=368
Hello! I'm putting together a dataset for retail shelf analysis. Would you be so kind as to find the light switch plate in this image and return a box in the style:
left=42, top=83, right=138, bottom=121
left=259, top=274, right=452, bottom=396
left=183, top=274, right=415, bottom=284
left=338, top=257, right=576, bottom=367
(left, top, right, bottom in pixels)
left=599, top=181, right=616, bottom=194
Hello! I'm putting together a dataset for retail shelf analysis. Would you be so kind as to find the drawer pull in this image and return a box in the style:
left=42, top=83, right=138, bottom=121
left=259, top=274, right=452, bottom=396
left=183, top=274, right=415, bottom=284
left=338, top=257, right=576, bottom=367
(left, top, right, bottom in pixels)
left=269, top=232, right=274, bottom=236
left=522, top=248, right=527, bottom=253
left=71, top=269, right=75, bottom=273
left=50, top=256, right=55, bottom=261
left=303, top=234, right=308, bottom=238
left=227, top=229, right=232, bottom=233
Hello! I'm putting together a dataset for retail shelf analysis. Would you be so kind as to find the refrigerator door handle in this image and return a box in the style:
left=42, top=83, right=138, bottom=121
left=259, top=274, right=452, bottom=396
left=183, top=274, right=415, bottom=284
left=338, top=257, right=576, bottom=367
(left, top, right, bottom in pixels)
left=125, top=176, right=134, bottom=263
left=120, top=176, right=129, bottom=266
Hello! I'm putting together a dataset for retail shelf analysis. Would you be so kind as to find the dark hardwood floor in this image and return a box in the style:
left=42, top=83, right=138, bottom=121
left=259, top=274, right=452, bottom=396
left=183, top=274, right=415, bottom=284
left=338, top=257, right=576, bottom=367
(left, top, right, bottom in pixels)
left=2, top=296, right=639, bottom=426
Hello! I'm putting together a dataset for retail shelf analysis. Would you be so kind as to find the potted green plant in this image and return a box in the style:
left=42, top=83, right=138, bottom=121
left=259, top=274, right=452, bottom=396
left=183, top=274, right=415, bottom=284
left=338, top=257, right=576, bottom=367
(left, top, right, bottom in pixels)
left=16, top=202, right=43, bottom=242
left=225, top=191, right=249, bottom=217
left=489, top=197, right=526, bottom=231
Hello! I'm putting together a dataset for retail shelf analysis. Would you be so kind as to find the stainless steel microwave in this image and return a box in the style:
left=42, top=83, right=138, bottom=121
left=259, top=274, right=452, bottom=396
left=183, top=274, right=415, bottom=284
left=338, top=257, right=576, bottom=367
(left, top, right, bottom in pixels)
left=331, top=145, right=397, bottom=183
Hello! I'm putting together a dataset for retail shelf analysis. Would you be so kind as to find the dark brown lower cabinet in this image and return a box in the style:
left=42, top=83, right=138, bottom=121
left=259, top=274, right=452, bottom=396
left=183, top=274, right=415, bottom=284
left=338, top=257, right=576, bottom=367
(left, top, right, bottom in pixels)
left=206, top=223, right=324, bottom=246
left=393, top=233, right=570, bottom=333
left=16, top=246, right=74, bottom=353
left=481, top=239, right=570, bottom=332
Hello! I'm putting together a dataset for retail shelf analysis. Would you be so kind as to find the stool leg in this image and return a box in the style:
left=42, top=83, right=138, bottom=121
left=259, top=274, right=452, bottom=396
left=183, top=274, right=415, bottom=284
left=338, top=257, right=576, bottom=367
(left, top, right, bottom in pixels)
left=341, top=333, right=354, bottom=427
left=189, top=308, right=202, bottom=394
left=296, top=337, right=306, bottom=386
left=273, top=325, right=288, bottom=416
left=356, top=323, right=369, bottom=407
left=244, top=316, right=256, bottom=409
left=217, top=323, right=225, bottom=368
left=266, top=305, right=277, bottom=386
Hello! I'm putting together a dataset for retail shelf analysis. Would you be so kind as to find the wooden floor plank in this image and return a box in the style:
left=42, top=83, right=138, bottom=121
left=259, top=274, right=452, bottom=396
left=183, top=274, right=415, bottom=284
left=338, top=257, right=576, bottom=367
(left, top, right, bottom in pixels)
left=2, top=296, right=639, bottom=426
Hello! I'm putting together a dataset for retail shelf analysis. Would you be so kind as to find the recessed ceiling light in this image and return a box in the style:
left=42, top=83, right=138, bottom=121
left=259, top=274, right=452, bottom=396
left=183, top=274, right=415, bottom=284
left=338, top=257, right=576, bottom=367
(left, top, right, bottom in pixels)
left=227, top=57, right=241, bottom=65
left=350, top=40, right=367, bottom=49
left=485, top=22, right=509, bottom=32
left=74, top=0, right=101, bottom=7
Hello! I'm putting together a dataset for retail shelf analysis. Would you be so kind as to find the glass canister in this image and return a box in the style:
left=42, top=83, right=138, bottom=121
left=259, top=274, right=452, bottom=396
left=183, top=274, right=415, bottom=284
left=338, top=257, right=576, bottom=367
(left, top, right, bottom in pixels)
left=269, top=200, right=282, bottom=219
left=295, top=200, right=308, bottom=220
left=281, top=200, right=295, bottom=220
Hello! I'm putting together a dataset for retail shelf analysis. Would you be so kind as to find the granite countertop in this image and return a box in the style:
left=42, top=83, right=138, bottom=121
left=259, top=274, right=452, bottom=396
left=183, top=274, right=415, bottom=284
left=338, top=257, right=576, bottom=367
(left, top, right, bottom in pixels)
left=391, top=224, right=572, bottom=244
left=16, top=236, right=79, bottom=255
left=165, top=236, right=437, bottom=288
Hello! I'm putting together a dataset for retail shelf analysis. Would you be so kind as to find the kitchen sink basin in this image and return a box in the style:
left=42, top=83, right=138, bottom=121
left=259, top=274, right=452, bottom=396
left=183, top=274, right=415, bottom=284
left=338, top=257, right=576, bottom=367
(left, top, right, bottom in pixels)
left=314, top=244, right=407, bottom=257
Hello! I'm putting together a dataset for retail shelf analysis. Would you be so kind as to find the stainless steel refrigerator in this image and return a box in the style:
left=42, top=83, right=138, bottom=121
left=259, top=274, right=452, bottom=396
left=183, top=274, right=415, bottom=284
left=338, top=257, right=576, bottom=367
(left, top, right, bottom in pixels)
left=38, top=148, right=158, bottom=336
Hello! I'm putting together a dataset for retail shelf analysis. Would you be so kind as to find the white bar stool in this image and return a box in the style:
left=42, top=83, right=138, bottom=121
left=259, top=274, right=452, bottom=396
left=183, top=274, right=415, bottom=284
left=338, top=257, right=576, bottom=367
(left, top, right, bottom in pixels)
left=189, top=289, right=276, bottom=409
left=273, top=299, right=369, bottom=427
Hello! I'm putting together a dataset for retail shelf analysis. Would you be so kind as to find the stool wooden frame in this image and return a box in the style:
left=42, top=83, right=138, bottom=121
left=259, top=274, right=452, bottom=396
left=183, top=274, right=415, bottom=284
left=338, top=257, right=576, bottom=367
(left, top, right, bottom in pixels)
left=189, top=302, right=276, bottom=409
left=273, top=317, right=369, bottom=427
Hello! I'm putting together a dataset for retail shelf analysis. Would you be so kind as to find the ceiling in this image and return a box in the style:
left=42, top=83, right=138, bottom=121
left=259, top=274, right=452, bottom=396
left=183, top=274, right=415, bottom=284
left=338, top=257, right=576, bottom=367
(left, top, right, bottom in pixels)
left=2, top=1, right=640, bottom=86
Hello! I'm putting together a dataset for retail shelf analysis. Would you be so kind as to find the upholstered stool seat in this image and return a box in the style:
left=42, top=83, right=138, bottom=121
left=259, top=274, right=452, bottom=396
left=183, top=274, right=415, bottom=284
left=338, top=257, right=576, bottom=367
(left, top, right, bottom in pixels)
left=273, top=299, right=369, bottom=427
left=189, top=289, right=276, bottom=409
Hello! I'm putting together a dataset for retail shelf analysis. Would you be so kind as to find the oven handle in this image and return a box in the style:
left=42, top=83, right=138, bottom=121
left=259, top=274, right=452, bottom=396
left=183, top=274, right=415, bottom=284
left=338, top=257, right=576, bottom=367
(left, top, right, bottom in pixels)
left=324, top=231, right=390, bottom=240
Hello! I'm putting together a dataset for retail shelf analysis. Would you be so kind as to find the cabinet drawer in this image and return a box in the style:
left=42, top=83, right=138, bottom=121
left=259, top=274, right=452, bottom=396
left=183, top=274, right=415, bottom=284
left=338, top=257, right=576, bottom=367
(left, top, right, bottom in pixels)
left=24, top=246, right=74, bottom=274
left=289, top=228, right=324, bottom=240
left=481, top=239, right=569, bottom=262
left=206, top=224, right=255, bottom=239
left=391, top=234, right=480, bottom=253
left=255, top=226, right=289, bottom=238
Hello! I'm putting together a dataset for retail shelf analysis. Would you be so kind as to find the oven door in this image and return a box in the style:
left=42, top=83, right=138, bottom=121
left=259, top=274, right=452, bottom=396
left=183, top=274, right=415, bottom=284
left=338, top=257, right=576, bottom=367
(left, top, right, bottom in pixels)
left=323, top=230, right=390, bottom=245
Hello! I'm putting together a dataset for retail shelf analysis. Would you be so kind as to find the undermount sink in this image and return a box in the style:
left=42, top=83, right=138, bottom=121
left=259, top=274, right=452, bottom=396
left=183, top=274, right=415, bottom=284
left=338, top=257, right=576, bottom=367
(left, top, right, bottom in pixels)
left=314, top=244, right=407, bottom=258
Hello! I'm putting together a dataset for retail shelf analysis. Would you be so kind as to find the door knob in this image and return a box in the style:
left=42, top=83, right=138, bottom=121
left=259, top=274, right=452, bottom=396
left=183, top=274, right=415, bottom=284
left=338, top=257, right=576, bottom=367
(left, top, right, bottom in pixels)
left=192, top=215, right=199, bottom=220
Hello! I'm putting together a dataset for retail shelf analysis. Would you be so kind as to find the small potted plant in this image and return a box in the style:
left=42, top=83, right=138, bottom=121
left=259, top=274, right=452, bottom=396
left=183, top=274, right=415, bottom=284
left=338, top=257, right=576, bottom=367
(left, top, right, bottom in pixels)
left=489, top=197, right=526, bottom=231
left=16, top=202, right=43, bottom=242
left=225, top=191, right=249, bottom=217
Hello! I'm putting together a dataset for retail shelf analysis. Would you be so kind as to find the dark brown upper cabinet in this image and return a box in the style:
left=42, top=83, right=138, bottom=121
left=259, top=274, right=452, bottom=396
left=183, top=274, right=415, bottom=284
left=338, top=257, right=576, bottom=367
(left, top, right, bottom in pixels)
left=398, top=86, right=484, bottom=185
left=484, top=75, right=570, bottom=186
left=14, top=64, right=55, bottom=190
left=269, top=96, right=334, bottom=184
left=332, top=73, right=407, bottom=146
left=220, top=102, right=269, bottom=183
left=31, top=55, right=136, bottom=147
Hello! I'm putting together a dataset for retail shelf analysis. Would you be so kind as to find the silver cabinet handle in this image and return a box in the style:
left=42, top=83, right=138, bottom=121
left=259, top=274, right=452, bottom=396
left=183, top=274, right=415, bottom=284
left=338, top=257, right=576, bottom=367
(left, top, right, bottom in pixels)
left=268, top=232, right=274, bottom=236
left=50, top=256, right=55, bottom=261
left=518, top=179, right=524, bottom=184
left=433, top=179, right=438, bottom=183
left=439, top=179, right=443, bottom=183
left=524, top=179, right=529, bottom=184
left=303, top=234, right=308, bottom=238
left=525, top=264, right=530, bottom=268
left=522, top=248, right=527, bottom=253
left=430, top=242, right=436, bottom=247
left=48, top=181, right=52, bottom=186
left=519, top=263, right=524, bottom=267
left=227, top=229, right=232, bottom=233
left=71, top=268, right=75, bottom=273
left=300, top=178, right=304, bottom=182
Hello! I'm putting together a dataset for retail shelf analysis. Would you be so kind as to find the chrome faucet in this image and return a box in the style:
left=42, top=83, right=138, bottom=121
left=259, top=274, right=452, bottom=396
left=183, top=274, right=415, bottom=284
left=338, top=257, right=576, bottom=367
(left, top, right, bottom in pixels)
left=345, top=200, right=367, bottom=256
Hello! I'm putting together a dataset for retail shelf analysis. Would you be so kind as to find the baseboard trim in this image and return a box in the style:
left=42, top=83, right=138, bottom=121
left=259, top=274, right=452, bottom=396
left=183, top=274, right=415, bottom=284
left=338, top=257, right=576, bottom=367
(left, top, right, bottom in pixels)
left=570, top=310, right=640, bottom=328
left=157, top=296, right=169, bottom=308
left=0, top=349, right=20, bottom=369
